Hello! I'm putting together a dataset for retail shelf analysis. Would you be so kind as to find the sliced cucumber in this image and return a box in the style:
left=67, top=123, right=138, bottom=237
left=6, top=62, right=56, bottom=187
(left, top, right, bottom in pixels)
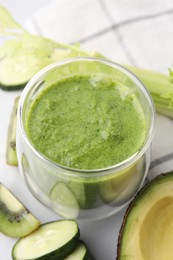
left=0, top=82, right=26, bottom=90
left=0, top=31, right=94, bottom=91
left=0, top=51, right=33, bottom=90
left=6, top=96, right=19, bottom=166
left=99, top=162, right=140, bottom=205
left=0, top=35, right=54, bottom=90
left=0, top=183, right=40, bottom=238
left=64, top=241, right=94, bottom=260
left=12, top=220, right=80, bottom=260
left=84, top=183, right=100, bottom=209
left=50, top=182, right=79, bottom=219
left=68, top=182, right=99, bottom=209
left=68, top=182, right=86, bottom=208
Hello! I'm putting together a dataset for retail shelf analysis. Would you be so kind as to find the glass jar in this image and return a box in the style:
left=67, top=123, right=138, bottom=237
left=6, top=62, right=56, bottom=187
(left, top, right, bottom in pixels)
left=16, top=57, right=155, bottom=220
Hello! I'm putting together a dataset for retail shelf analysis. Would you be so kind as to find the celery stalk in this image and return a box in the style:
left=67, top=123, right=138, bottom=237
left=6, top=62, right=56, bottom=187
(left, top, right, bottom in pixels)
left=0, top=5, right=173, bottom=118
left=125, top=65, right=173, bottom=118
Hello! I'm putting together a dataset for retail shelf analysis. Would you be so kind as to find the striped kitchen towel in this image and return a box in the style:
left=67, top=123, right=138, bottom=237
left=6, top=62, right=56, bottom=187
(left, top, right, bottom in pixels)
left=25, top=0, right=173, bottom=180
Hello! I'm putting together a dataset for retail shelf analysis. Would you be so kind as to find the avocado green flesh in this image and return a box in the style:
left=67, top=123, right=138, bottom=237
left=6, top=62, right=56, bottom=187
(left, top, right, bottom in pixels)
left=26, top=75, right=146, bottom=170
left=118, top=172, right=173, bottom=260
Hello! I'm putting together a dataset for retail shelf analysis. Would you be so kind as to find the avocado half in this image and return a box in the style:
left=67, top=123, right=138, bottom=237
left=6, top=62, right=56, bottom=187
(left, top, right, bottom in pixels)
left=117, top=171, right=173, bottom=260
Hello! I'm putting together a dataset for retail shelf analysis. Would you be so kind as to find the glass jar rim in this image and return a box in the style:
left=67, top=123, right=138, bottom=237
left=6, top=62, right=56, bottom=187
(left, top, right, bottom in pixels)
left=18, top=57, right=155, bottom=177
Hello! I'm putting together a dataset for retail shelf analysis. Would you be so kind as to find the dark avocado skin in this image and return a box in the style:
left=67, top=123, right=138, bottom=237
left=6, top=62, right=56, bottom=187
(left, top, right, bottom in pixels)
left=117, top=171, right=173, bottom=260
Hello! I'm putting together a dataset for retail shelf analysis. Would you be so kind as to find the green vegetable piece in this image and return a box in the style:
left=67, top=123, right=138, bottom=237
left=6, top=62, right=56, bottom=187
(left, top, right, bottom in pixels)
left=0, top=183, right=40, bottom=238
left=1, top=4, right=173, bottom=118
left=99, top=159, right=144, bottom=205
left=50, top=182, right=79, bottom=219
left=68, top=182, right=86, bottom=208
left=0, top=5, right=98, bottom=90
left=0, top=5, right=26, bottom=37
left=6, top=96, right=19, bottom=166
left=125, top=65, right=173, bottom=118
left=64, top=241, right=94, bottom=260
left=12, top=220, right=80, bottom=260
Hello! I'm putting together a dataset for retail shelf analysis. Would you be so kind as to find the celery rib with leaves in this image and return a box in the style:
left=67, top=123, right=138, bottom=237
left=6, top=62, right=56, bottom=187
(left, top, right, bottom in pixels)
left=0, top=6, right=96, bottom=90
left=0, top=5, right=173, bottom=118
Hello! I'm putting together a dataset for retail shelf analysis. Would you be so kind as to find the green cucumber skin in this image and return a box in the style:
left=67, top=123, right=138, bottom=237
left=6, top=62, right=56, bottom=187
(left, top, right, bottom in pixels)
left=81, top=242, right=94, bottom=260
left=64, top=240, right=94, bottom=260
left=12, top=220, right=80, bottom=260
left=83, top=253, right=95, bottom=260
left=80, top=243, right=94, bottom=260
left=0, top=82, right=26, bottom=90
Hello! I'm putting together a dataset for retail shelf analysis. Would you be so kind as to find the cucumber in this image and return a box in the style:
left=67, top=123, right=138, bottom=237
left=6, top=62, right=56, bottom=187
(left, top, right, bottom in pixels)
left=0, top=35, right=48, bottom=91
left=0, top=32, right=94, bottom=91
left=68, top=182, right=99, bottom=209
left=12, top=220, right=80, bottom=260
left=99, top=162, right=141, bottom=205
left=50, top=182, right=79, bottom=219
left=64, top=241, right=94, bottom=260
left=68, top=182, right=86, bottom=208
left=0, top=183, right=40, bottom=238
left=0, top=52, right=29, bottom=90
left=0, top=82, right=26, bottom=90
left=6, top=96, right=19, bottom=166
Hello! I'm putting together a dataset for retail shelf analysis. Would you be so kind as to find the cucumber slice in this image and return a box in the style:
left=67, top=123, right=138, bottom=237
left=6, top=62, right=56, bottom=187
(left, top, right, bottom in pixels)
left=0, top=82, right=26, bottom=90
left=0, top=35, right=53, bottom=90
left=0, top=32, right=93, bottom=91
left=12, top=220, right=80, bottom=260
left=69, top=182, right=99, bottom=209
left=6, top=96, right=19, bottom=166
left=0, top=53, right=33, bottom=90
left=0, top=183, right=40, bottom=238
left=50, top=182, right=79, bottom=219
left=64, top=241, right=94, bottom=260
left=99, top=162, right=140, bottom=205
left=68, top=182, right=86, bottom=208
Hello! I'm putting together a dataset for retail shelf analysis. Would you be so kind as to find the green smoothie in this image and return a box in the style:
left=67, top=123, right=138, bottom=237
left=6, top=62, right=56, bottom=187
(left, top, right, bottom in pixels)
left=26, top=75, right=146, bottom=170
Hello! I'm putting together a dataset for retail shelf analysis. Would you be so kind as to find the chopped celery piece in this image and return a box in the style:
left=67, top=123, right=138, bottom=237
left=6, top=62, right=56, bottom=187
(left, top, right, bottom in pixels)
left=126, top=65, right=173, bottom=118
left=0, top=4, right=173, bottom=118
